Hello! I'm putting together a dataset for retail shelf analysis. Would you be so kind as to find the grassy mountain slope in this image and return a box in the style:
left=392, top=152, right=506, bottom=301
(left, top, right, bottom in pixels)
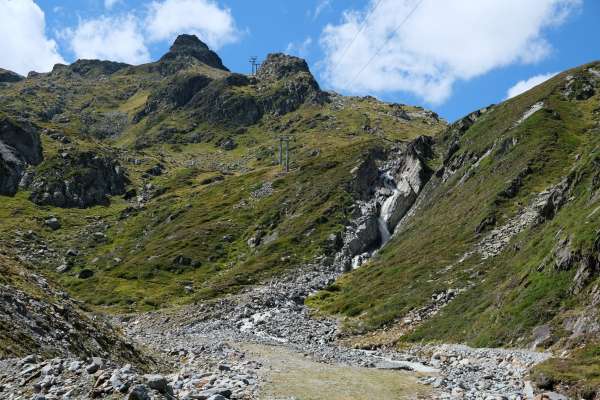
left=0, top=35, right=444, bottom=312
left=308, top=62, right=600, bottom=394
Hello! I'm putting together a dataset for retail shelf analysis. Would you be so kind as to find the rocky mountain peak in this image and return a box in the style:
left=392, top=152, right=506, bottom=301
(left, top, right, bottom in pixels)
left=171, top=34, right=210, bottom=51
left=0, top=68, right=24, bottom=83
left=159, top=34, right=229, bottom=71
left=256, top=53, right=313, bottom=82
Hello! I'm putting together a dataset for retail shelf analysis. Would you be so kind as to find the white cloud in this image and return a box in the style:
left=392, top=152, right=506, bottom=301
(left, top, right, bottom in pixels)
left=64, top=14, right=150, bottom=64
left=0, top=0, right=65, bottom=75
left=506, top=72, right=558, bottom=99
left=286, top=37, right=313, bottom=58
left=145, top=0, right=239, bottom=49
left=313, top=0, right=331, bottom=19
left=104, top=0, right=121, bottom=9
left=319, top=0, right=581, bottom=104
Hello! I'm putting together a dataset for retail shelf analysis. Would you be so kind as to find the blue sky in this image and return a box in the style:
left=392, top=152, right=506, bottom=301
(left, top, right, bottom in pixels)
left=2, top=0, right=599, bottom=122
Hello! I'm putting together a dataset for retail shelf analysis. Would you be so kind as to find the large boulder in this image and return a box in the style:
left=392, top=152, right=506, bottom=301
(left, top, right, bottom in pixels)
left=0, top=116, right=43, bottom=195
left=29, top=151, right=129, bottom=208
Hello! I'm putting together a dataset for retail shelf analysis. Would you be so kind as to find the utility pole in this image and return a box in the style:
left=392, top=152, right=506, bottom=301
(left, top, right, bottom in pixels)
left=249, top=57, right=259, bottom=75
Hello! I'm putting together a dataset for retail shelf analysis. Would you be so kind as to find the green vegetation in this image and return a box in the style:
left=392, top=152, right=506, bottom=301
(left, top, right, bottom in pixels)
left=0, top=51, right=444, bottom=312
left=532, top=342, right=600, bottom=398
left=309, top=62, right=600, bottom=351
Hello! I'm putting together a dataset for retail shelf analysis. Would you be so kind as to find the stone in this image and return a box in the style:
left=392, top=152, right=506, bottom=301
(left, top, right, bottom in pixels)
left=44, top=217, right=61, bottom=230
left=68, top=361, right=82, bottom=372
left=56, top=264, right=70, bottom=273
left=85, top=357, right=103, bottom=374
left=198, top=388, right=232, bottom=398
left=174, top=255, right=192, bottom=266
left=78, top=269, right=94, bottom=279
left=144, top=374, right=168, bottom=393
left=126, top=384, right=151, bottom=400
left=111, top=371, right=130, bottom=393
left=20, top=355, right=37, bottom=365
left=66, top=249, right=78, bottom=257
left=144, top=164, right=165, bottom=177
left=219, top=138, right=236, bottom=151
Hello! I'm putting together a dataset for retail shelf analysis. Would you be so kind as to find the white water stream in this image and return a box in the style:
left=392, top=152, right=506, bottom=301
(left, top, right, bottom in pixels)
left=377, top=173, right=400, bottom=247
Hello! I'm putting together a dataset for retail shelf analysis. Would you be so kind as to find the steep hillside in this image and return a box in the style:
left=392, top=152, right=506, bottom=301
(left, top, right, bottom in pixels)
left=0, top=246, right=147, bottom=364
left=0, top=34, right=444, bottom=312
left=309, top=62, right=600, bottom=395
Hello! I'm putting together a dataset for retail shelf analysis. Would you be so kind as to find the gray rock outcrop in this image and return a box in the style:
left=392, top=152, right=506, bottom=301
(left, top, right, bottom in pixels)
left=29, top=151, right=129, bottom=208
left=0, top=116, right=43, bottom=195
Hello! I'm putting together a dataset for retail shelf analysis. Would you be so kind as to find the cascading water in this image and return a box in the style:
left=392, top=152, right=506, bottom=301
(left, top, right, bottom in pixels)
left=377, top=172, right=399, bottom=247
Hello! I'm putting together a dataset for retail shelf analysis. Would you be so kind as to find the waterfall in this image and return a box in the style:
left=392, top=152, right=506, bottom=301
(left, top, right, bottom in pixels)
left=377, top=173, right=400, bottom=247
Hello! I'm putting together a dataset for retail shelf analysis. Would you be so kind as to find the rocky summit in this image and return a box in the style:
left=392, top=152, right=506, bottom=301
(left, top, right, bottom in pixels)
left=0, top=33, right=599, bottom=399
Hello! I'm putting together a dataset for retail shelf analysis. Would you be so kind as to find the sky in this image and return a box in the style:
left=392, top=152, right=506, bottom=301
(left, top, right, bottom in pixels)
left=0, top=0, right=599, bottom=122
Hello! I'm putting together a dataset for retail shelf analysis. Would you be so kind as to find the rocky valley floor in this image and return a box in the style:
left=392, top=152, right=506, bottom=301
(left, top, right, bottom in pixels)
left=0, top=262, right=562, bottom=399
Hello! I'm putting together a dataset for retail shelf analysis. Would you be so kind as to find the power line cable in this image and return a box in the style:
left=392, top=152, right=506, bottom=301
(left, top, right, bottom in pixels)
left=345, top=0, right=424, bottom=88
left=333, top=0, right=384, bottom=71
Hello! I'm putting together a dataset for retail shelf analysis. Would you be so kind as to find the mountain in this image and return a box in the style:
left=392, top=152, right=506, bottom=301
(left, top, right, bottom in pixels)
left=309, top=61, right=600, bottom=394
left=0, top=33, right=599, bottom=398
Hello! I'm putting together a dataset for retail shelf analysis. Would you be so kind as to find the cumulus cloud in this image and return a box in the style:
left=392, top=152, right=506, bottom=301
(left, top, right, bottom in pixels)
left=286, top=37, right=313, bottom=58
left=319, top=0, right=581, bottom=104
left=64, top=14, right=150, bottom=64
left=506, top=72, right=558, bottom=99
left=0, top=0, right=65, bottom=75
left=145, top=0, right=239, bottom=48
left=104, top=0, right=121, bottom=9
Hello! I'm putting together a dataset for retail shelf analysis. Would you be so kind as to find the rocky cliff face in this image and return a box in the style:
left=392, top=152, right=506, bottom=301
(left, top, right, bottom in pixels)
left=256, top=53, right=327, bottom=116
left=0, top=116, right=42, bottom=195
left=29, top=151, right=129, bottom=208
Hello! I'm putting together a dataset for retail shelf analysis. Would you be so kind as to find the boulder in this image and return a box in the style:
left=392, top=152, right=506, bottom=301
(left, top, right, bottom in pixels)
left=44, top=217, right=61, bottom=231
left=29, top=151, right=129, bottom=208
left=78, top=269, right=94, bottom=279
left=126, top=384, right=151, bottom=400
left=219, top=138, right=236, bottom=151
left=143, top=374, right=168, bottom=393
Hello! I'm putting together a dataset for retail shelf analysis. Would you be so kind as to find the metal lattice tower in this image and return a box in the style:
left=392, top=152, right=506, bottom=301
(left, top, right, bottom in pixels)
left=249, top=57, right=259, bottom=76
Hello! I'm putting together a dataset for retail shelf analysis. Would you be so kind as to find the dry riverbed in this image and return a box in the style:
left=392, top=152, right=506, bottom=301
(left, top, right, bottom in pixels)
left=240, top=342, right=434, bottom=400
